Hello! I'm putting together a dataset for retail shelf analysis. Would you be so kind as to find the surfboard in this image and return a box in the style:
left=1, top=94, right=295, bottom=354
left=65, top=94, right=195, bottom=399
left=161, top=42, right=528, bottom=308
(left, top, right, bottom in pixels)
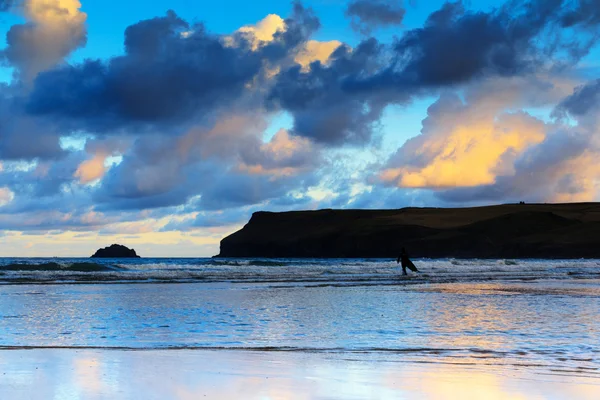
left=405, top=259, right=419, bottom=272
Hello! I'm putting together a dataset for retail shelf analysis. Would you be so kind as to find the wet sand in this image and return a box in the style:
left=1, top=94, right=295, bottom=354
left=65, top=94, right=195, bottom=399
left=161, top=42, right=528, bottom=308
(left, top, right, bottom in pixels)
left=1, top=349, right=598, bottom=399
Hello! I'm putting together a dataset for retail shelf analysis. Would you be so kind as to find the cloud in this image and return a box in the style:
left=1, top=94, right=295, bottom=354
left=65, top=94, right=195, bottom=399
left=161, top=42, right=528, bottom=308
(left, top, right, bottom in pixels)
left=560, top=0, right=600, bottom=27
left=0, top=94, right=65, bottom=160
left=235, top=14, right=286, bottom=49
left=379, top=91, right=547, bottom=189
left=24, top=1, right=600, bottom=145
left=238, top=129, right=321, bottom=176
left=90, top=112, right=322, bottom=212
left=268, top=38, right=391, bottom=145
left=2, top=0, right=87, bottom=82
left=0, top=152, right=85, bottom=205
left=2, top=0, right=600, bottom=244
left=74, top=154, right=109, bottom=184
left=197, top=166, right=318, bottom=211
left=346, top=0, right=406, bottom=34
left=0, top=0, right=15, bottom=12
left=555, top=78, right=600, bottom=127
left=383, top=0, right=562, bottom=87
left=269, top=0, right=600, bottom=146
left=438, top=129, right=600, bottom=203
left=0, top=186, right=14, bottom=206
left=378, top=73, right=600, bottom=204
left=74, top=137, right=130, bottom=184
left=345, top=0, right=600, bottom=93
left=24, top=5, right=328, bottom=133
left=230, top=13, right=340, bottom=72
left=294, top=39, right=341, bottom=71
left=26, top=11, right=263, bottom=131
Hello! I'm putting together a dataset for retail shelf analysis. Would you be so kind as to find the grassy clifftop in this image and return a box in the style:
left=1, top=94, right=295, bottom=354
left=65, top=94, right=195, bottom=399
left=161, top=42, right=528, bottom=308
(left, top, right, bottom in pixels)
left=217, top=203, right=600, bottom=258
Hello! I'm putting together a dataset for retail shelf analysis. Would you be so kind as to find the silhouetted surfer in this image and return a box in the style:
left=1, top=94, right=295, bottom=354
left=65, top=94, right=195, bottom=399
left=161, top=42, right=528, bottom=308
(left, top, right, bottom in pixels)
left=397, top=248, right=419, bottom=275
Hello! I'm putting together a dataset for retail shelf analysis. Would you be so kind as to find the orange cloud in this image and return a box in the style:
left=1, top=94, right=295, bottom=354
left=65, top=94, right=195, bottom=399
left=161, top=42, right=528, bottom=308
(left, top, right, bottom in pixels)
left=236, top=14, right=285, bottom=49
left=10, top=0, right=87, bottom=81
left=75, top=153, right=109, bottom=184
left=231, top=14, right=341, bottom=72
left=381, top=112, right=546, bottom=188
left=541, top=151, right=600, bottom=202
left=295, top=39, right=342, bottom=71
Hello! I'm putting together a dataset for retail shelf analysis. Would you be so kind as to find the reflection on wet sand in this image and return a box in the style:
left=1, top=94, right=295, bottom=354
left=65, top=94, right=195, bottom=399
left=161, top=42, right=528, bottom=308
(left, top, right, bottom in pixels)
left=1, top=349, right=598, bottom=400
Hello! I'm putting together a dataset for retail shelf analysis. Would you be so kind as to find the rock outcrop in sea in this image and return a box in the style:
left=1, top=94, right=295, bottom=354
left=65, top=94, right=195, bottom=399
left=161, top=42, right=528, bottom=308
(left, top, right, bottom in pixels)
left=91, top=244, right=141, bottom=258
left=217, top=203, right=600, bottom=259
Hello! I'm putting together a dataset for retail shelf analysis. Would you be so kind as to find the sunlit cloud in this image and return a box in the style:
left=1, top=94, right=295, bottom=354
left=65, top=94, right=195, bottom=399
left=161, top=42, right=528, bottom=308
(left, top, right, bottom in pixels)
left=230, top=13, right=341, bottom=72
left=75, top=153, right=108, bottom=184
left=381, top=108, right=546, bottom=188
left=295, top=39, right=342, bottom=71
left=236, top=14, right=285, bottom=49
left=3, top=0, right=87, bottom=81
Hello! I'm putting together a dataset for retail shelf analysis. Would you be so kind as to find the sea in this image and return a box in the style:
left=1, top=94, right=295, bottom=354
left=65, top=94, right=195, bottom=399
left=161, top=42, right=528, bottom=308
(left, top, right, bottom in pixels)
left=0, top=257, right=599, bottom=378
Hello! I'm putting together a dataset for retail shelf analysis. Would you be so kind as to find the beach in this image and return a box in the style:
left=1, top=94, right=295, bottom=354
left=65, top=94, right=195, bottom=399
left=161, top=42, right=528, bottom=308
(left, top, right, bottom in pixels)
left=1, top=348, right=598, bottom=399
left=0, top=258, right=599, bottom=398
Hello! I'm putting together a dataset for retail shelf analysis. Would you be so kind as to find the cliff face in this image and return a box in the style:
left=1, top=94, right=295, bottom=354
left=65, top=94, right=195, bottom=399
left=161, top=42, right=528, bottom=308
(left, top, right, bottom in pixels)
left=218, top=204, right=600, bottom=258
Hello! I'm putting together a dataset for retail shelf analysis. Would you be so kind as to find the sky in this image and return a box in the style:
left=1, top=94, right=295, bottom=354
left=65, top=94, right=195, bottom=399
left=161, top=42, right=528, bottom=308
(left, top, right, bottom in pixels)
left=0, top=0, right=599, bottom=257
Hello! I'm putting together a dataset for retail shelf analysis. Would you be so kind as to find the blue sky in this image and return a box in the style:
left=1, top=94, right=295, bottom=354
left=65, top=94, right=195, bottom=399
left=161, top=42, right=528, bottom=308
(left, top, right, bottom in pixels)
left=0, top=0, right=599, bottom=256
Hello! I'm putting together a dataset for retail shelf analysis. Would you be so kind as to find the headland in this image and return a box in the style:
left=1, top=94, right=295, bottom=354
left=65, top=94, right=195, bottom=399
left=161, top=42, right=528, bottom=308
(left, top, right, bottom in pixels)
left=218, top=203, right=600, bottom=258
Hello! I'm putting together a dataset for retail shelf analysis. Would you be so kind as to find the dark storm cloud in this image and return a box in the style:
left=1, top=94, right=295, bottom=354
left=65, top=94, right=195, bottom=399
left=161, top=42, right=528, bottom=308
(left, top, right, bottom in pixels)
left=345, top=0, right=406, bottom=34
left=26, top=11, right=263, bottom=131
left=378, top=0, right=566, bottom=87
left=268, top=39, right=392, bottom=145
left=25, top=4, right=322, bottom=134
left=268, top=0, right=320, bottom=54
left=556, top=78, right=600, bottom=117
left=561, top=0, right=600, bottom=27
left=0, top=0, right=15, bottom=11
left=0, top=95, right=65, bottom=160
left=384, top=0, right=600, bottom=87
left=269, top=0, right=600, bottom=146
left=20, top=0, right=600, bottom=146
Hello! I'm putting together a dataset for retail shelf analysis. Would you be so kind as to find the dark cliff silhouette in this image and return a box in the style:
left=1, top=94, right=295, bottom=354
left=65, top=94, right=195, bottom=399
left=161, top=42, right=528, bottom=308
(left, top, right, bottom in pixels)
left=217, top=203, right=600, bottom=259
left=91, top=244, right=141, bottom=258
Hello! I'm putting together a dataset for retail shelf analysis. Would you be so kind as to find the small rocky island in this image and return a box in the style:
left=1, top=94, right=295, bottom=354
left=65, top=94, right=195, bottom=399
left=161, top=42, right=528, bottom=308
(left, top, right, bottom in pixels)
left=217, top=203, right=600, bottom=259
left=91, top=244, right=141, bottom=258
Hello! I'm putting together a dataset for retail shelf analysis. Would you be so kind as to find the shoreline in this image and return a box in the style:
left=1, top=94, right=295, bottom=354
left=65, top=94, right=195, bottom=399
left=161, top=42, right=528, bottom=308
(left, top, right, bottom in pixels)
left=1, top=349, right=598, bottom=399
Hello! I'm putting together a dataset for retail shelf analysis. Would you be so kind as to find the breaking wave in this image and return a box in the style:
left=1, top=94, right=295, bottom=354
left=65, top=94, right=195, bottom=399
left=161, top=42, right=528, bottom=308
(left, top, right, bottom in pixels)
left=1, top=262, right=123, bottom=272
left=0, top=257, right=599, bottom=285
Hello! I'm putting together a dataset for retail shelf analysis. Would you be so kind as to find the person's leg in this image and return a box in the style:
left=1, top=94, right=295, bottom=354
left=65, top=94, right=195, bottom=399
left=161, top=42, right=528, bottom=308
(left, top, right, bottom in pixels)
left=402, top=266, right=407, bottom=276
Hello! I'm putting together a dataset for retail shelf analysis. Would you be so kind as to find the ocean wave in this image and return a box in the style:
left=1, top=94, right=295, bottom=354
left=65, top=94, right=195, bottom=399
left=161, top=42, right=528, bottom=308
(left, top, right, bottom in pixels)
left=0, top=257, right=599, bottom=285
left=1, top=262, right=122, bottom=272
left=209, top=259, right=294, bottom=267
